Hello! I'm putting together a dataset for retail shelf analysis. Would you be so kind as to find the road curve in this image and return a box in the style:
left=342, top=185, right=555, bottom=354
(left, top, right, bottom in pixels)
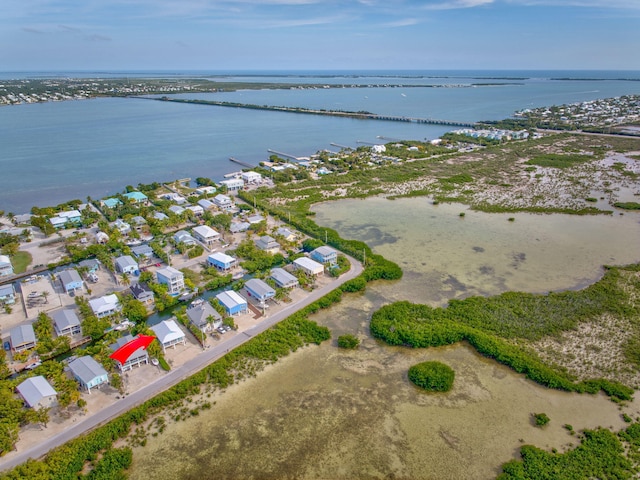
left=0, top=255, right=363, bottom=472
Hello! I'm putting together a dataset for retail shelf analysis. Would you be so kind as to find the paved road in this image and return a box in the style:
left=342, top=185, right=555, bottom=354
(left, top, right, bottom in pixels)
left=0, top=256, right=363, bottom=472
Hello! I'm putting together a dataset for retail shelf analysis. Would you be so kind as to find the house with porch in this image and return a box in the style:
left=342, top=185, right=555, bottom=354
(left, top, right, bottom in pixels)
left=220, top=178, right=244, bottom=191
left=213, top=194, right=233, bottom=210
left=123, top=191, right=148, bottom=205
left=156, top=267, right=185, bottom=295
left=49, top=210, right=82, bottom=229
left=52, top=309, right=82, bottom=337
left=192, top=225, right=220, bottom=247
left=293, top=257, right=324, bottom=276
left=109, top=334, right=149, bottom=372
left=130, top=283, right=155, bottom=309
left=186, top=302, right=222, bottom=334
left=89, top=294, right=121, bottom=318
left=241, top=171, right=262, bottom=184
left=58, top=269, right=83, bottom=294
left=16, top=376, right=57, bottom=409
left=255, top=235, right=279, bottom=254
left=244, top=278, right=276, bottom=304
left=115, top=255, right=138, bottom=275
left=9, top=324, right=37, bottom=352
left=0, top=284, right=16, bottom=305
left=270, top=268, right=299, bottom=289
left=310, top=246, right=338, bottom=265
left=0, top=255, right=13, bottom=276
left=68, top=356, right=109, bottom=392
left=151, top=319, right=187, bottom=352
left=186, top=205, right=204, bottom=217
left=215, top=290, right=248, bottom=316
left=207, top=252, right=237, bottom=271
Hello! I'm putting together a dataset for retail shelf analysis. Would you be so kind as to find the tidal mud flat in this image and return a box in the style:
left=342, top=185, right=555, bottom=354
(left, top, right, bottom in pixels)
left=128, top=200, right=640, bottom=479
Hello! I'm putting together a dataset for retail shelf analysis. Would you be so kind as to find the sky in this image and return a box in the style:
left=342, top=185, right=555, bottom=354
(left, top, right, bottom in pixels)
left=2, top=0, right=640, bottom=71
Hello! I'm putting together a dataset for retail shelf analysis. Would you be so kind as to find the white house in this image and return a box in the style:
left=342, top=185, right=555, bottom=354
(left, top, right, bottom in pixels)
left=220, top=178, right=244, bottom=191
left=156, top=267, right=185, bottom=295
left=89, top=294, right=121, bottom=318
left=0, top=255, right=13, bottom=277
left=52, top=309, right=82, bottom=337
left=293, top=257, right=324, bottom=276
left=150, top=319, right=187, bottom=352
left=174, top=230, right=197, bottom=246
left=241, top=171, right=262, bottom=184
left=192, top=225, right=220, bottom=247
left=213, top=194, right=233, bottom=210
left=16, top=376, right=57, bottom=409
left=270, top=268, right=299, bottom=289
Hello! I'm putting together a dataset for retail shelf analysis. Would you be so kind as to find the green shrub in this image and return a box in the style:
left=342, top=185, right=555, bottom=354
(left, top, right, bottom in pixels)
left=533, top=412, right=550, bottom=427
left=337, top=334, right=360, bottom=349
left=408, top=361, right=454, bottom=392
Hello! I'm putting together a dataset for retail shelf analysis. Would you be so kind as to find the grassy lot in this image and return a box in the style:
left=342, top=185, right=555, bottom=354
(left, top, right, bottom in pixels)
left=11, top=251, right=31, bottom=273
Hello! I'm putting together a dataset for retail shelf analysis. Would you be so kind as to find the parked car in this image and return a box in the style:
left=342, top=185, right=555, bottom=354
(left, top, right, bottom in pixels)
left=25, top=361, right=42, bottom=370
left=3, top=342, right=10, bottom=351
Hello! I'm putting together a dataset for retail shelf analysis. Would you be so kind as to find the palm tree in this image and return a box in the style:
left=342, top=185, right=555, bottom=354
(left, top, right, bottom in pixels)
left=41, top=291, right=49, bottom=304
left=120, top=273, right=130, bottom=286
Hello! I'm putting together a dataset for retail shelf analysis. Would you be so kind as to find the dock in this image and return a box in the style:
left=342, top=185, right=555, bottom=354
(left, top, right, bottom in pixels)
left=330, top=143, right=351, bottom=150
left=229, top=157, right=256, bottom=169
left=267, top=149, right=308, bottom=161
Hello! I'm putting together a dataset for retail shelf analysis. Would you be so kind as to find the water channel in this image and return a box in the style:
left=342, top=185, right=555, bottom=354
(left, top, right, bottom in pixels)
left=128, top=198, right=640, bottom=479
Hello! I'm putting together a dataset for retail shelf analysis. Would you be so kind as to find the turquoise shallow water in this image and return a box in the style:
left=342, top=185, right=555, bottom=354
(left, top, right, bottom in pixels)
left=1, top=70, right=639, bottom=213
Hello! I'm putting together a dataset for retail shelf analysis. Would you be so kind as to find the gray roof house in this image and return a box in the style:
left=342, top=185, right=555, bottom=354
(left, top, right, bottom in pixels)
left=9, top=324, right=37, bottom=352
left=89, top=294, right=121, bottom=318
left=52, top=309, right=82, bottom=337
left=244, top=278, right=276, bottom=303
left=270, top=268, right=299, bottom=289
left=151, top=319, right=187, bottom=352
left=131, top=244, right=154, bottom=259
left=174, top=230, right=197, bottom=246
left=110, top=334, right=149, bottom=372
left=186, top=302, right=222, bottom=333
left=59, top=269, right=83, bottom=294
left=68, top=356, right=109, bottom=392
left=192, top=225, right=220, bottom=246
left=230, top=221, right=250, bottom=233
left=16, top=376, right=57, bottom=409
left=0, top=284, right=16, bottom=305
left=255, top=235, right=279, bottom=253
left=130, top=282, right=155, bottom=308
left=114, top=255, right=138, bottom=275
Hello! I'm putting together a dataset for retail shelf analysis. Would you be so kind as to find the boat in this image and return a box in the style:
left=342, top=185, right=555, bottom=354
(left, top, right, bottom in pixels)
left=150, top=358, right=159, bottom=366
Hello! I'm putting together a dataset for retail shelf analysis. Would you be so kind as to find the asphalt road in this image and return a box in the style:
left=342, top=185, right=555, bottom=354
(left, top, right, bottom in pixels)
left=0, top=256, right=363, bottom=472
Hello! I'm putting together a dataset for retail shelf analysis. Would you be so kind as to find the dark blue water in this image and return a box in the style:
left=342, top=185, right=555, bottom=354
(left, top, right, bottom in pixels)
left=1, top=70, right=639, bottom=213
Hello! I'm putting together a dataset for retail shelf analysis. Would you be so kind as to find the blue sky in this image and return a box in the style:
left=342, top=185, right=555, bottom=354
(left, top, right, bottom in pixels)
left=2, top=0, right=639, bottom=71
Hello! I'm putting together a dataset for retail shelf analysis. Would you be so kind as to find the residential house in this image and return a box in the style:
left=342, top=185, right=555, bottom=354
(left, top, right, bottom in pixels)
left=230, top=221, right=250, bottom=233
left=58, top=269, right=83, bottom=294
left=270, top=268, right=299, bottom=289
left=68, top=356, right=109, bottom=392
left=0, top=284, right=16, bottom=305
left=192, top=225, right=220, bottom=247
left=185, top=205, right=204, bottom=217
left=78, top=259, right=100, bottom=274
left=215, top=290, right=248, bottom=316
left=49, top=210, right=81, bottom=229
left=195, top=186, right=216, bottom=195
left=130, top=216, right=147, bottom=229
left=207, top=252, right=236, bottom=271
left=112, top=219, right=131, bottom=235
left=156, top=267, right=184, bottom=295
left=293, top=257, right=324, bottom=276
left=197, top=199, right=215, bottom=210
left=174, top=230, right=197, bottom=246
left=123, top=191, right=148, bottom=205
left=130, top=283, right=155, bottom=309
left=310, top=246, right=338, bottom=265
left=9, top=324, right=37, bottom=352
left=275, top=227, right=297, bottom=242
left=89, top=294, right=121, bottom=318
left=163, top=193, right=187, bottom=204
left=241, top=171, right=262, bottom=184
left=114, top=255, right=138, bottom=275
left=150, top=319, right=186, bottom=352
left=95, top=231, right=109, bottom=244
left=220, top=178, right=244, bottom=191
left=16, top=376, right=57, bottom=408
left=101, top=198, right=122, bottom=209
left=186, top=302, right=222, bottom=334
left=247, top=214, right=265, bottom=224
left=153, top=211, right=169, bottom=221
left=255, top=235, right=279, bottom=254
left=0, top=255, right=13, bottom=276
left=168, top=205, right=186, bottom=216
left=244, top=278, right=276, bottom=304
left=131, top=244, right=154, bottom=260
left=52, top=309, right=82, bottom=337
left=213, top=194, right=233, bottom=210
left=110, top=334, right=149, bottom=371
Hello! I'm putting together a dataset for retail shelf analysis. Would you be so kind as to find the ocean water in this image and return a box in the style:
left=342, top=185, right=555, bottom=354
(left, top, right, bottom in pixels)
left=1, top=70, right=639, bottom=213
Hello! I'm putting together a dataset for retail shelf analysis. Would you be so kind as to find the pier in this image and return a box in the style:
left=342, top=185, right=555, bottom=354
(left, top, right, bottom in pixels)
left=229, top=157, right=256, bottom=169
left=267, top=149, right=308, bottom=162
left=330, top=143, right=352, bottom=150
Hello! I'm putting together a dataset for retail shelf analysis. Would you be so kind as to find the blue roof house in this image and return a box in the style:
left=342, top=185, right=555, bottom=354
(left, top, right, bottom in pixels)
left=123, top=191, right=149, bottom=204
left=311, top=246, right=338, bottom=265
left=101, top=197, right=123, bottom=209
left=244, top=278, right=276, bottom=303
left=215, top=290, right=248, bottom=316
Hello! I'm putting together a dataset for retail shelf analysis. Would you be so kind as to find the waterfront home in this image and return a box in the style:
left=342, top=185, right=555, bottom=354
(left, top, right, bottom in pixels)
left=230, top=221, right=250, bottom=233
left=130, top=282, right=155, bottom=309
left=310, top=246, right=338, bottom=265
left=195, top=186, right=216, bottom=196
left=52, top=309, right=82, bottom=337
left=197, top=199, right=215, bottom=210
left=68, top=356, right=109, bottom=392
left=58, top=269, right=83, bottom=294
left=168, top=205, right=186, bottom=216
left=49, top=210, right=82, bottom=229
left=293, top=257, right=324, bottom=276
left=0, top=284, right=16, bottom=305
left=192, top=225, right=220, bottom=247
left=78, top=258, right=100, bottom=274
left=207, top=252, right=237, bottom=271
left=244, top=278, right=276, bottom=303
left=213, top=194, right=233, bottom=210
left=241, top=171, right=262, bottom=184
left=131, top=244, right=154, bottom=260
left=114, top=255, right=139, bottom=275
left=156, top=267, right=184, bottom=295
left=215, top=290, right=248, bottom=316
left=220, top=178, right=244, bottom=191
left=112, top=219, right=131, bottom=235
left=255, top=235, right=279, bottom=254
left=16, top=376, right=57, bottom=409
left=9, top=324, right=37, bottom=352
left=186, top=301, right=222, bottom=334
left=110, top=334, right=149, bottom=372
left=123, top=191, right=148, bottom=205
left=101, top=198, right=122, bottom=209
left=270, top=268, right=299, bottom=289
left=174, top=230, right=197, bottom=247
left=0, top=255, right=14, bottom=276
left=275, top=227, right=297, bottom=242
left=150, top=319, right=186, bottom=352
left=89, top=294, right=121, bottom=318
left=186, top=205, right=204, bottom=216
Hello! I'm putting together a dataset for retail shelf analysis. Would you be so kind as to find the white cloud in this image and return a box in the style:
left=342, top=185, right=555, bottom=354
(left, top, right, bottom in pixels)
left=382, top=18, right=420, bottom=27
